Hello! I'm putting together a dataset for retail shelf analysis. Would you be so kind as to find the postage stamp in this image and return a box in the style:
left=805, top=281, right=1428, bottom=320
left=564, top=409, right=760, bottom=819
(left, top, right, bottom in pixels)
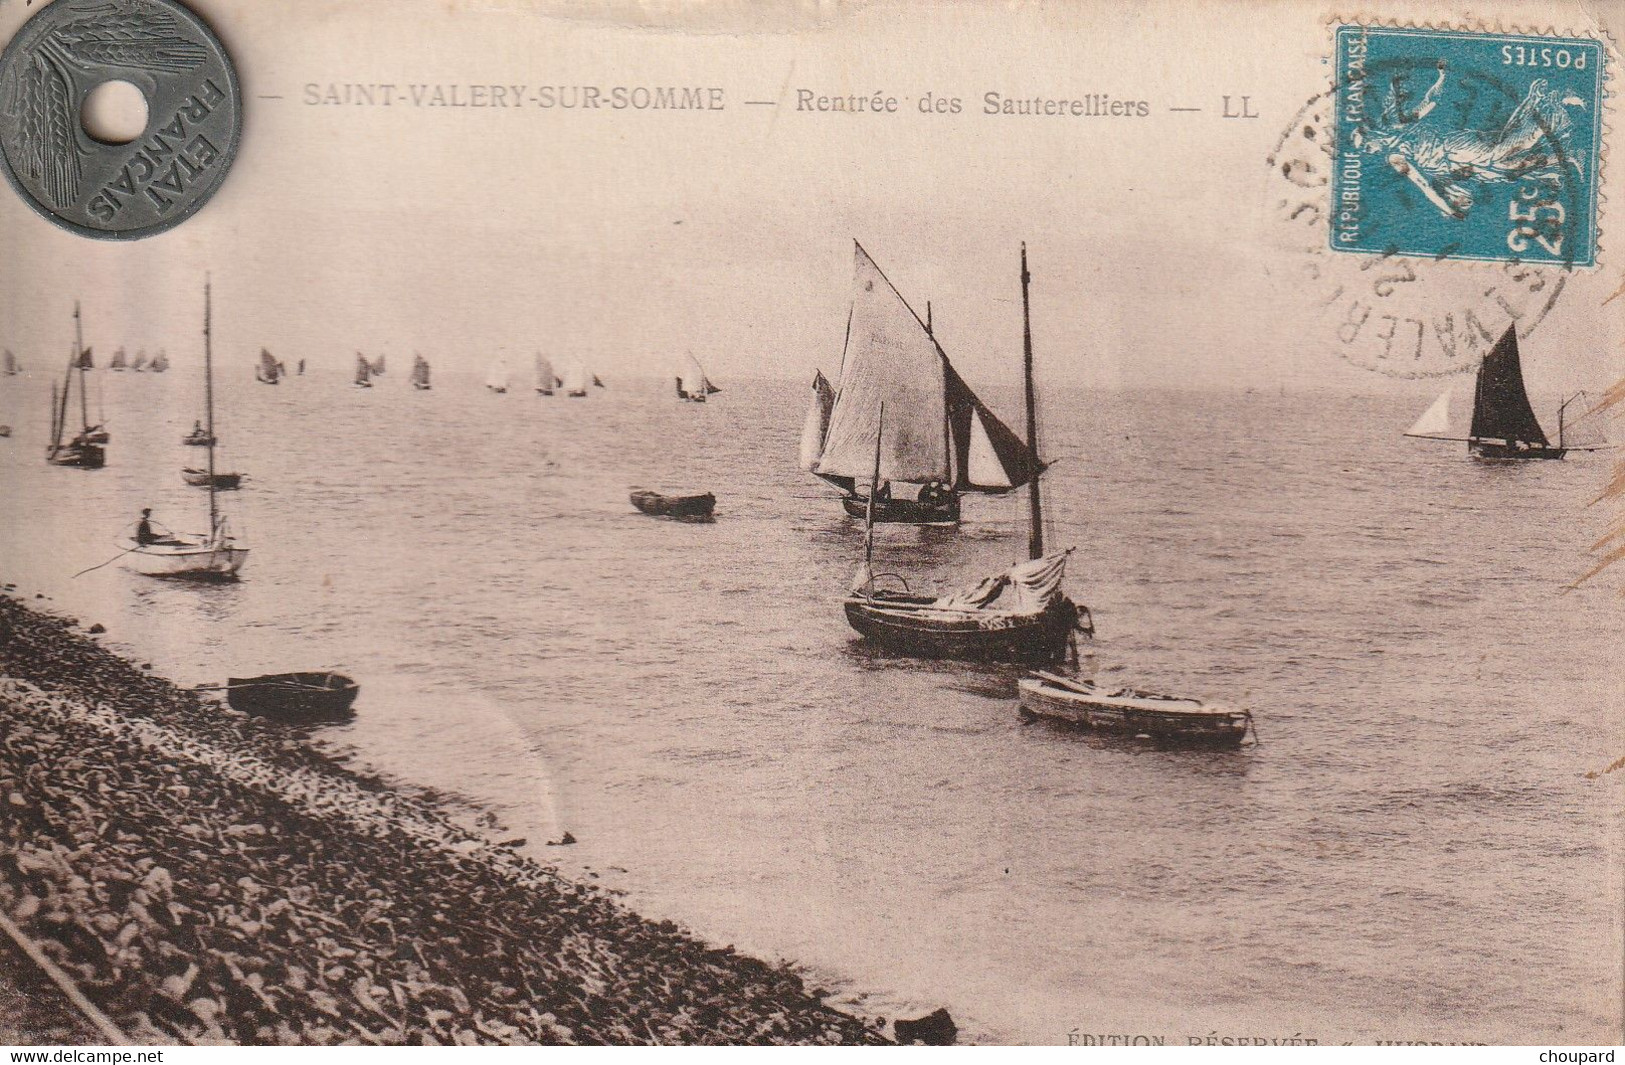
left=1330, top=25, right=1603, bottom=267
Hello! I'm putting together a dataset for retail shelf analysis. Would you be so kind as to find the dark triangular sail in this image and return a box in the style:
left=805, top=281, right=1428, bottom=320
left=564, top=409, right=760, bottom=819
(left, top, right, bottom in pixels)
left=1471, top=327, right=1548, bottom=446
left=944, top=363, right=1040, bottom=491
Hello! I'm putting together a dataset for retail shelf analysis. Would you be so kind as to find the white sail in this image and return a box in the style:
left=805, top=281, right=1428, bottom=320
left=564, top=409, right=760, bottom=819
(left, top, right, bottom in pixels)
left=1405, top=389, right=1453, bottom=438
left=486, top=361, right=509, bottom=390
left=816, top=245, right=949, bottom=484
left=967, top=409, right=1014, bottom=488
left=535, top=354, right=555, bottom=391
left=562, top=360, right=589, bottom=394
left=678, top=353, right=717, bottom=397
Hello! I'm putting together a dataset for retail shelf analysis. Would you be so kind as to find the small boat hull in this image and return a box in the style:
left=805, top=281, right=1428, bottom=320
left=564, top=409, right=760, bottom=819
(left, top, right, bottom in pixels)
left=181, top=468, right=242, bottom=489
left=225, top=671, right=358, bottom=718
left=845, top=594, right=1078, bottom=663
left=1470, top=441, right=1566, bottom=461
left=630, top=489, right=716, bottom=521
left=47, top=443, right=105, bottom=468
left=1018, top=676, right=1252, bottom=746
left=182, top=433, right=215, bottom=447
left=123, top=535, right=248, bottom=581
left=413, top=383, right=432, bottom=391
left=842, top=492, right=959, bottom=526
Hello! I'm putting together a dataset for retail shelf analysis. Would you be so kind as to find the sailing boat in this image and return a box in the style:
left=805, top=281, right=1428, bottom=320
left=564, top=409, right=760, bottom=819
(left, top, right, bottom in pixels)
left=46, top=306, right=105, bottom=468
left=354, top=352, right=373, bottom=388
left=534, top=354, right=558, bottom=395
left=843, top=244, right=1088, bottom=663
left=675, top=354, right=721, bottom=402
left=131, top=349, right=147, bottom=372
left=412, top=353, right=432, bottom=390
left=1404, top=325, right=1611, bottom=460
left=125, top=281, right=248, bottom=581
left=370, top=354, right=386, bottom=377
left=297, top=358, right=305, bottom=375
left=562, top=360, right=590, bottom=397
left=149, top=350, right=169, bottom=372
left=3, top=349, right=19, bottom=375
left=486, top=359, right=509, bottom=393
left=109, top=347, right=128, bottom=371
left=255, top=348, right=281, bottom=385
left=808, top=242, right=1041, bottom=525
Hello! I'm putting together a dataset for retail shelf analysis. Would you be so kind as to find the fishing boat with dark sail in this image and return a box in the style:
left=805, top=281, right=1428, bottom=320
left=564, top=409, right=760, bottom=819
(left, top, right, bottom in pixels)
left=807, top=242, right=1041, bottom=525
left=46, top=305, right=104, bottom=469
left=255, top=348, right=282, bottom=385
left=1405, top=325, right=1611, bottom=460
left=124, top=281, right=248, bottom=582
left=412, top=354, right=432, bottom=390
left=354, top=353, right=373, bottom=388
left=676, top=354, right=721, bottom=402
left=843, top=245, right=1090, bottom=664
left=2, top=349, right=18, bottom=375
left=534, top=354, right=559, bottom=395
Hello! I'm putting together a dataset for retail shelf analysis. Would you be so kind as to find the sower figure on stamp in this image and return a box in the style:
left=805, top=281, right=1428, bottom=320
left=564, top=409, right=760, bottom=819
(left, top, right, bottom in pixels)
left=1354, top=61, right=1587, bottom=220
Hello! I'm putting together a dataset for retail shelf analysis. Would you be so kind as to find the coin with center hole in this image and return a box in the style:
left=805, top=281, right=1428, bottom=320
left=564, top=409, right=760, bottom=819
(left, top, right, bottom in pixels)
left=0, top=0, right=240, bottom=240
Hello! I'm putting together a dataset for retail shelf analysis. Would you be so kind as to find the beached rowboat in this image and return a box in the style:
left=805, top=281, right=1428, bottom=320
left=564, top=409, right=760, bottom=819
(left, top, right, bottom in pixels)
left=223, top=672, right=359, bottom=717
left=1018, top=671, right=1253, bottom=746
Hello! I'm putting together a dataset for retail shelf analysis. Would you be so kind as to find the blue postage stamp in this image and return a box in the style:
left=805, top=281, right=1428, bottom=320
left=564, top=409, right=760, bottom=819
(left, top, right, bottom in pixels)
left=1331, top=25, right=1604, bottom=266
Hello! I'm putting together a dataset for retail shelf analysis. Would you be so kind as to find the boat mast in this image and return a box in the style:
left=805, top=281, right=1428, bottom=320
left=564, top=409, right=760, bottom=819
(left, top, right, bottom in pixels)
left=55, top=318, right=76, bottom=447
left=204, top=279, right=217, bottom=535
left=1021, top=243, right=1043, bottom=560
left=74, top=303, right=88, bottom=431
left=865, top=404, right=884, bottom=574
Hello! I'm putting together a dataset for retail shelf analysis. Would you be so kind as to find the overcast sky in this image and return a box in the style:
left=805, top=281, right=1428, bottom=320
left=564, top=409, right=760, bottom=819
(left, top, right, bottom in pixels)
left=1, top=0, right=1619, bottom=396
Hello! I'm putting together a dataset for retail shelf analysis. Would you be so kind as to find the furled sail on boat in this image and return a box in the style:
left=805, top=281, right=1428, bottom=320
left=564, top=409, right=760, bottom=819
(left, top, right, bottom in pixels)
left=354, top=352, right=373, bottom=388
left=1404, top=325, right=1611, bottom=460
left=843, top=244, right=1089, bottom=663
left=798, top=371, right=836, bottom=472
left=46, top=305, right=104, bottom=469
left=109, top=347, right=128, bottom=371
left=534, top=354, right=558, bottom=394
left=126, top=280, right=247, bottom=582
left=412, top=354, right=431, bottom=390
left=255, top=348, right=281, bottom=385
left=149, top=350, right=169, bottom=372
left=810, top=242, right=1040, bottom=524
left=3, top=349, right=18, bottom=375
left=130, top=349, right=147, bottom=372
left=486, top=360, right=509, bottom=393
left=675, top=354, right=721, bottom=402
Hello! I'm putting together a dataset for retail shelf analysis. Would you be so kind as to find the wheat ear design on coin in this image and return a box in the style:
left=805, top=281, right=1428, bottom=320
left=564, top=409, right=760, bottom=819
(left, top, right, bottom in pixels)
left=53, top=5, right=209, bottom=75
left=17, top=50, right=82, bottom=210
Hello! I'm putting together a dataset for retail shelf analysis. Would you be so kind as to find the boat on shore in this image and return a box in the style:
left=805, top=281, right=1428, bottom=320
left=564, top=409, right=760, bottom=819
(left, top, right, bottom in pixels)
left=629, top=488, right=716, bottom=521
left=843, top=244, right=1090, bottom=664
left=221, top=672, right=359, bottom=718
left=46, top=305, right=105, bottom=469
left=1018, top=671, right=1254, bottom=747
left=806, top=242, right=1040, bottom=525
left=1405, top=325, right=1612, bottom=460
left=125, top=280, right=248, bottom=582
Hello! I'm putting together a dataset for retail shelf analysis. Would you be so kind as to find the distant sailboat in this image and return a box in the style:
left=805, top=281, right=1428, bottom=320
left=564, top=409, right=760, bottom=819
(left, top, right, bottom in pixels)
left=109, top=347, right=128, bottom=371
left=131, top=349, right=148, bottom=372
left=675, top=354, right=721, bottom=402
left=808, top=242, right=1041, bottom=525
left=370, top=354, right=386, bottom=376
left=297, top=358, right=305, bottom=375
left=412, top=354, right=432, bottom=390
left=1405, top=325, right=1612, bottom=460
left=593, top=374, right=605, bottom=389
left=534, top=354, right=558, bottom=395
left=486, top=360, right=510, bottom=393
left=149, top=350, right=169, bottom=372
left=354, top=352, right=373, bottom=388
left=255, top=348, right=281, bottom=385
left=843, top=244, right=1089, bottom=663
left=3, top=349, right=19, bottom=375
left=45, top=305, right=104, bottom=469
left=562, top=360, right=590, bottom=398
left=126, top=280, right=247, bottom=581
left=76, top=347, right=93, bottom=370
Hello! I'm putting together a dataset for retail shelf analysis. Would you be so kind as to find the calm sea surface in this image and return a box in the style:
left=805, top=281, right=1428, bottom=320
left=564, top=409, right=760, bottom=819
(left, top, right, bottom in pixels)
left=1, top=366, right=1620, bottom=1044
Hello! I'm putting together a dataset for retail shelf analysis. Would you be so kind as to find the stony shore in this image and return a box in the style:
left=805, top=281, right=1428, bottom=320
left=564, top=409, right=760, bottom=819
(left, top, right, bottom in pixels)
left=0, top=592, right=889, bottom=1046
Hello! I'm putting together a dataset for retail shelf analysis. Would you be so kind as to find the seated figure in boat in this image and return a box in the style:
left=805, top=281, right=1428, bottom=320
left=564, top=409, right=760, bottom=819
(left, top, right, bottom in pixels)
left=135, top=509, right=182, bottom=547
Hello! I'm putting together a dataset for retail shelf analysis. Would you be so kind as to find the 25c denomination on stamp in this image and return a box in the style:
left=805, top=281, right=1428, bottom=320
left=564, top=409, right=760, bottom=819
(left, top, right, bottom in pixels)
left=1331, top=25, right=1602, bottom=267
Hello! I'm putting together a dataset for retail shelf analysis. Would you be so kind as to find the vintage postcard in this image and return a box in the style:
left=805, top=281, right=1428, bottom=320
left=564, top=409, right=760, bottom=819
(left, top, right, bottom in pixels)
left=0, top=0, right=1620, bottom=1049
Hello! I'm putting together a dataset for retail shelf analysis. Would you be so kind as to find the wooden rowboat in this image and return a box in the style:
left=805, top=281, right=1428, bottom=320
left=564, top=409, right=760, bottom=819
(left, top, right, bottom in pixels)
left=1018, top=671, right=1253, bottom=747
left=221, top=672, right=359, bottom=718
left=629, top=488, right=715, bottom=521
left=182, top=467, right=242, bottom=489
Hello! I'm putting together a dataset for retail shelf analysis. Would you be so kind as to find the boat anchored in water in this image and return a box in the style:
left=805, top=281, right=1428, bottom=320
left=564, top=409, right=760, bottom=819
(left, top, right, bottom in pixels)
left=676, top=353, right=721, bottom=402
left=629, top=487, right=716, bottom=521
left=109, top=346, right=127, bottom=371
left=1405, top=325, right=1612, bottom=460
left=805, top=242, right=1041, bottom=525
left=1018, top=671, right=1254, bottom=747
left=354, top=352, right=373, bottom=388
left=412, top=353, right=432, bottom=390
left=46, top=305, right=105, bottom=468
left=255, top=348, right=282, bottom=385
left=2, top=349, right=18, bottom=375
left=486, top=359, right=510, bottom=393
left=124, top=281, right=248, bottom=582
left=843, top=245, right=1091, bottom=664
left=149, top=349, right=169, bottom=372
left=534, top=354, right=559, bottom=395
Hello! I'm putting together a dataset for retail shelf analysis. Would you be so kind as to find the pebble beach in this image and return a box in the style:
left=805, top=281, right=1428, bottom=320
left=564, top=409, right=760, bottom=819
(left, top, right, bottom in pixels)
left=0, top=591, right=889, bottom=1046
